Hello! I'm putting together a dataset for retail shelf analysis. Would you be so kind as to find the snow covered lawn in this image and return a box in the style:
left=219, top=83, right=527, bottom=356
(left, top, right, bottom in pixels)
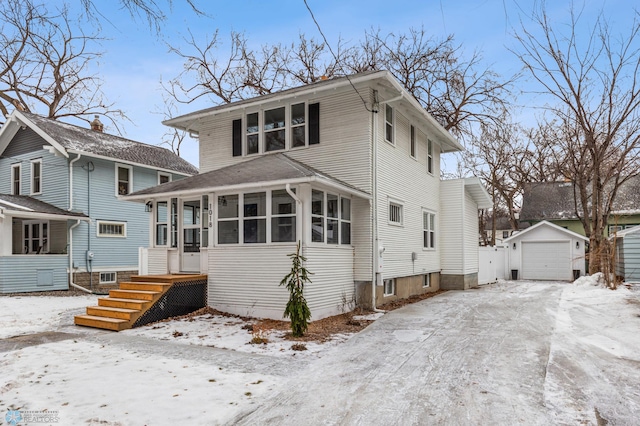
left=1, top=276, right=638, bottom=425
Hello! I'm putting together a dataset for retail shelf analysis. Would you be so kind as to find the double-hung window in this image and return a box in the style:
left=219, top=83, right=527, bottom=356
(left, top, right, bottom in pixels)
left=427, top=139, right=433, bottom=174
left=116, top=164, right=132, bottom=195
left=410, top=125, right=416, bottom=158
left=291, top=103, right=306, bottom=148
left=423, top=210, right=435, bottom=249
left=385, top=104, right=394, bottom=144
left=341, top=198, right=351, bottom=245
left=264, top=107, right=286, bottom=152
left=23, top=220, right=48, bottom=254
left=218, top=195, right=239, bottom=244
left=246, top=112, right=259, bottom=155
left=311, top=190, right=325, bottom=243
left=311, top=190, right=351, bottom=244
left=243, top=192, right=267, bottom=243
left=272, top=189, right=296, bottom=242
left=156, top=201, right=168, bottom=245
left=31, top=159, right=42, bottom=194
left=11, top=163, right=21, bottom=195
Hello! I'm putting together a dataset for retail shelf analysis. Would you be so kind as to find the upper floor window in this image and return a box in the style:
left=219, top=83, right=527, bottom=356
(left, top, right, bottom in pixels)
left=385, top=104, right=394, bottom=144
left=427, top=139, right=433, bottom=174
left=31, top=159, right=42, bottom=195
left=158, top=172, right=171, bottom=185
left=423, top=210, right=435, bottom=249
left=234, top=103, right=320, bottom=157
left=11, top=163, right=21, bottom=195
left=116, top=164, right=132, bottom=195
left=410, top=125, right=416, bottom=158
left=97, top=220, right=127, bottom=238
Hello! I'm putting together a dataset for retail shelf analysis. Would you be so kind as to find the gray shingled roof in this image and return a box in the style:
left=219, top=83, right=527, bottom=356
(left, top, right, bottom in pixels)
left=21, top=112, right=198, bottom=175
left=127, top=153, right=367, bottom=198
left=521, top=177, right=640, bottom=220
left=0, top=194, right=87, bottom=218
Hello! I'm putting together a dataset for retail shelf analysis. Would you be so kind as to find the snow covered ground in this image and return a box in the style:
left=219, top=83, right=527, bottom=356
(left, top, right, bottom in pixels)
left=1, top=277, right=638, bottom=425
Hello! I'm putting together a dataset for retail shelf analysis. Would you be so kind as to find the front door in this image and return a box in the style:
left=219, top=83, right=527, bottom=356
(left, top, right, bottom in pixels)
left=181, top=199, right=201, bottom=272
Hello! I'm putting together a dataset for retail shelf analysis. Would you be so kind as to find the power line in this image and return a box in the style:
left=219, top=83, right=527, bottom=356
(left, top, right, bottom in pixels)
left=302, top=0, right=373, bottom=113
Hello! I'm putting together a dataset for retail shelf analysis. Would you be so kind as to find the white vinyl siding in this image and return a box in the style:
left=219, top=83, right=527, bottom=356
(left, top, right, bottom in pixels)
left=440, top=179, right=466, bottom=275
left=198, top=87, right=372, bottom=193
left=463, top=190, right=479, bottom=274
left=377, top=108, right=441, bottom=279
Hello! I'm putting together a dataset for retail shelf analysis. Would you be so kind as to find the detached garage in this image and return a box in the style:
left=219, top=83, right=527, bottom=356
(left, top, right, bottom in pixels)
left=504, top=221, right=587, bottom=281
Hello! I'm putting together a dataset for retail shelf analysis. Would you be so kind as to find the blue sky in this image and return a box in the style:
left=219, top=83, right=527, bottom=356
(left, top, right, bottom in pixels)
left=48, top=0, right=636, bottom=168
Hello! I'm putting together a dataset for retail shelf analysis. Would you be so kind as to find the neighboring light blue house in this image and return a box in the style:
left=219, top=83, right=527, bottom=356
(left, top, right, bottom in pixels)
left=613, top=225, right=640, bottom=283
left=0, top=110, right=198, bottom=293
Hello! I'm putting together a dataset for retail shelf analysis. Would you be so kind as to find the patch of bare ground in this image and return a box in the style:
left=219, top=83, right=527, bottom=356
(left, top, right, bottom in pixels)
left=162, top=290, right=447, bottom=342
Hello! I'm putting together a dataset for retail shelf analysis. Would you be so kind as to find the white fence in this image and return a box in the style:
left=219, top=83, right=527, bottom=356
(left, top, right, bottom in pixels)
left=478, top=246, right=507, bottom=285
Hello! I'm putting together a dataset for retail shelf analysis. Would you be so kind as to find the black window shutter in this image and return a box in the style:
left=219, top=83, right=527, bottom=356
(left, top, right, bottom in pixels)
left=232, top=119, right=242, bottom=156
left=308, top=103, right=320, bottom=145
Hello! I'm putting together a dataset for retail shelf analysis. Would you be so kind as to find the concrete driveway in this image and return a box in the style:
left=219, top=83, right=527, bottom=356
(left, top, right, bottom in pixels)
left=232, top=281, right=640, bottom=425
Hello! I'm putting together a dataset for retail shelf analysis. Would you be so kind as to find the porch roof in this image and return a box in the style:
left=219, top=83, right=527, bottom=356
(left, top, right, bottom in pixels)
left=0, top=194, right=89, bottom=221
left=124, top=153, right=372, bottom=200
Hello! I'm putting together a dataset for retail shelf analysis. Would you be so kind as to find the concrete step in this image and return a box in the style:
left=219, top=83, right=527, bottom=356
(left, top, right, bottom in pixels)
left=109, top=289, right=159, bottom=301
left=74, top=315, right=128, bottom=331
left=98, top=297, right=149, bottom=310
left=86, top=306, right=138, bottom=320
left=119, top=281, right=171, bottom=292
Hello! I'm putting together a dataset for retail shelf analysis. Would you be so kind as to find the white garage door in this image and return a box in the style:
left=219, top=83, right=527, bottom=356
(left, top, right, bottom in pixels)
left=522, top=241, right=572, bottom=280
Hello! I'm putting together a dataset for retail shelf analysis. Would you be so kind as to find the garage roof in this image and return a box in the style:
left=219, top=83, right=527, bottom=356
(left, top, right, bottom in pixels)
left=503, top=220, right=588, bottom=243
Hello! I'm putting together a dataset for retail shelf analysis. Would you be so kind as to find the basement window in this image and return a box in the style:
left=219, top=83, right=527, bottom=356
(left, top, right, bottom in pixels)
left=383, top=278, right=395, bottom=296
left=97, top=220, right=127, bottom=238
left=99, top=272, right=117, bottom=284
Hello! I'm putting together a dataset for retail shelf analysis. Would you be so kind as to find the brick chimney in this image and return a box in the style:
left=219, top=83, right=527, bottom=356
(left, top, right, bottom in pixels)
left=90, top=115, right=104, bottom=132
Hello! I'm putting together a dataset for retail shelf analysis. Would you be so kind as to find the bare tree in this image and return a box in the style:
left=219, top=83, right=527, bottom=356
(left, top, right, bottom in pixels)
left=0, top=0, right=125, bottom=129
left=165, top=27, right=512, bottom=144
left=514, top=5, right=640, bottom=283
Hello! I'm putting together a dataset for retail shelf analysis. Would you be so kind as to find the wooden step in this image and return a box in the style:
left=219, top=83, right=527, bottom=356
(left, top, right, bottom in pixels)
left=109, top=289, right=159, bottom=301
left=98, top=297, right=150, bottom=310
left=119, top=281, right=171, bottom=292
left=74, top=315, right=129, bottom=331
left=86, top=306, right=138, bottom=320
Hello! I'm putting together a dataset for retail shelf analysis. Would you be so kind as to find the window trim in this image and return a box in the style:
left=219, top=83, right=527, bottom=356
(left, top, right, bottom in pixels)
left=427, top=139, right=434, bottom=175
left=422, top=210, right=436, bottom=250
left=410, top=125, right=416, bottom=158
left=388, top=199, right=404, bottom=226
left=96, top=220, right=127, bottom=238
left=158, top=172, right=172, bottom=185
left=11, top=163, right=21, bottom=195
left=310, top=189, right=352, bottom=245
left=115, top=164, right=133, bottom=196
left=30, top=158, right=42, bottom=195
left=99, top=271, right=117, bottom=284
left=383, top=278, right=395, bottom=296
left=23, top=220, right=49, bottom=254
left=245, top=111, right=260, bottom=156
left=385, top=104, right=394, bottom=145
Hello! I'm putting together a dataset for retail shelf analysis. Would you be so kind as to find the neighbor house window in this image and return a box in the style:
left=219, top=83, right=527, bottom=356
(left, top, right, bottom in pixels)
left=410, top=125, right=416, bottom=158
left=99, top=272, right=117, bottom=284
left=156, top=201, right=168, bottom=246
left=23, top=220, right=48, bottom=254
left=97, top=220, right=127, bottom=238
left=264, top=107, right=286, bottom=152
left=31, top=159, right=42, bottom=194
left=383, top=278, right=395, bottom=296
left=272, top=189, right=296, bottom=242
left=608, top=225, right=623, bottom=235
left=389, top=201, right=403, bottom=225
left=427, top=139, right=433, bottom=174
left=246, top=112, right=259, bottom=155
left=423, top=274, right=431, bottom=288
left=502, top=230, right=510, bottom=239
left=11, top=163, right=21, bottom=195
left=423, top=211, right=435, bottom=249
left=158, top=172, right=171, bottom=184
left=385, top=104, right=394, bottom=144
left=116, top=164, right=132, bottom=195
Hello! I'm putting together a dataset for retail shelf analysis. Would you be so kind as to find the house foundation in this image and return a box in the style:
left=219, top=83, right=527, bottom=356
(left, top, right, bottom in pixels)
left=355, top=273, right=440, bottom=310
left=440, top=272, right=478, bottom=290
left=73, top=270, right=137, bottom=294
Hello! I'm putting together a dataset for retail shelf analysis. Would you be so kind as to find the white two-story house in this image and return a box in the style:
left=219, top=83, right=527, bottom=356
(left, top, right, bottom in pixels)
left=126, top=70, right=490, bottom=320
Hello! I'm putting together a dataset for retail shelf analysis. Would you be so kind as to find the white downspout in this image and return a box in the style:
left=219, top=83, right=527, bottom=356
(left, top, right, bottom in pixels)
left=69, top=219, right=92, bottom=294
